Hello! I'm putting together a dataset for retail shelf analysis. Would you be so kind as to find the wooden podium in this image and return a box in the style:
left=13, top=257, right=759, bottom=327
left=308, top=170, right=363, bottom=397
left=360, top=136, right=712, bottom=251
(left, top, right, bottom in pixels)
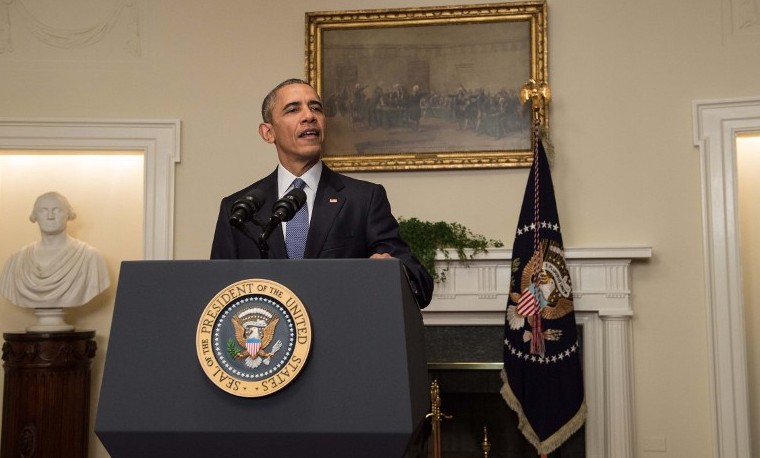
left=1, top=331, right=96, bottom=458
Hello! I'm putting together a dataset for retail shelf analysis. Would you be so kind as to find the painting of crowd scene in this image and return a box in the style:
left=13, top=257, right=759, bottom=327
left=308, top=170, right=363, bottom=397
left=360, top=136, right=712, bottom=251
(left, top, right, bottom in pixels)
left=314, top=15, right=539, bottom=163
left=322, top=82, right=531, bottom=156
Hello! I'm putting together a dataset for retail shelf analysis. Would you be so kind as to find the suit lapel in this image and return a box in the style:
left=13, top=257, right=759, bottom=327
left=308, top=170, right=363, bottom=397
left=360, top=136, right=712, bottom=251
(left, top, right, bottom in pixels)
left=305, top=166, right=345, bottom=258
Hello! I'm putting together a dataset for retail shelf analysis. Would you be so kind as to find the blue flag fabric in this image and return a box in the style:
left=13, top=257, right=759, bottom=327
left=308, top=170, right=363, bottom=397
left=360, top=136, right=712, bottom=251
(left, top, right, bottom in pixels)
left=500, top=138, right=586, bottom=454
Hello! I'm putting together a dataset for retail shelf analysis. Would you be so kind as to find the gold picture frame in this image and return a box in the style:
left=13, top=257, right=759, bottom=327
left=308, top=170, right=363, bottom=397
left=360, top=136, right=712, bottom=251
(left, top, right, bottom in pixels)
left=306, top=1, right=547, bottom=172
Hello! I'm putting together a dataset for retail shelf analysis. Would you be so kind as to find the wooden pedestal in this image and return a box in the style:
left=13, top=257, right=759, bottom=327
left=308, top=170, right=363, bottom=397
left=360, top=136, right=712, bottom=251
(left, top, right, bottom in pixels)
left=1, top=331, right=96, bottom=458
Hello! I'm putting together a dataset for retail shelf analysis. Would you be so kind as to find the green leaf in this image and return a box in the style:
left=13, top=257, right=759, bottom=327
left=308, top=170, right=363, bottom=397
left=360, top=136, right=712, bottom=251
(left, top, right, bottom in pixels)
left=398, top=217, right=503, bottom=283
left=226, top=338, right=242, bottom=359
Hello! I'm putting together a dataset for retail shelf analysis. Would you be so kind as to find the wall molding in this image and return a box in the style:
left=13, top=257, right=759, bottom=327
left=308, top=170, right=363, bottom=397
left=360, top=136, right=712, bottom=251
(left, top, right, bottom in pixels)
left=693, top=96, right=760, bottom=458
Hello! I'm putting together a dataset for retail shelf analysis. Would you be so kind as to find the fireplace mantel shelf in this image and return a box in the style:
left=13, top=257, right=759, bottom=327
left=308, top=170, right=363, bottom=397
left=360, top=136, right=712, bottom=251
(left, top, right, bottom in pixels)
left=425, top=246, right=651, bottom=325
left=424, top=245, right=651, bottom=458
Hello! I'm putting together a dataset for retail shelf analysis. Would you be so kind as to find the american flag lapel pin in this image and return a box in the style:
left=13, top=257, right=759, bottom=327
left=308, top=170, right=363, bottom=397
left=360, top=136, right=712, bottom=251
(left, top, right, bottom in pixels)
left=329, top=198, right=338, bottom=203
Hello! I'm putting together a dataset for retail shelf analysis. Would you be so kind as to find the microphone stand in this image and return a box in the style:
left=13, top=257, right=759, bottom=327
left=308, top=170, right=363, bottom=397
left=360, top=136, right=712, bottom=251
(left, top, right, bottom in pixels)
left=257, top=235, right=270, bottom=259
left=231, top=219, right=270, bottom=259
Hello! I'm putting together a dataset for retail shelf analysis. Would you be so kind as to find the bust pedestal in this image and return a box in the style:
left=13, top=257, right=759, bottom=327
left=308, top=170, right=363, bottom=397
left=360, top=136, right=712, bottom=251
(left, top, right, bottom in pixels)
left=1, top=331, right=96, bottom=458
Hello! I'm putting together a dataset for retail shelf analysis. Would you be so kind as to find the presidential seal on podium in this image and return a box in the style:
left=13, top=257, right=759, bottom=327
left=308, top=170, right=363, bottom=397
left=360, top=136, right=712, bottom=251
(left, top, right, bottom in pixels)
left=196, top=279, right=312, bottom=397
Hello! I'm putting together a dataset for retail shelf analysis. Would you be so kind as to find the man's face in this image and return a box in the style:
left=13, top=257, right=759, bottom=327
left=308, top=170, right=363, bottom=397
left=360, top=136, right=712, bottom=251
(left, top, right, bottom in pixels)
left=33, top=195, right=70, bottom=235
left=260, top=83, right=325, bottom=167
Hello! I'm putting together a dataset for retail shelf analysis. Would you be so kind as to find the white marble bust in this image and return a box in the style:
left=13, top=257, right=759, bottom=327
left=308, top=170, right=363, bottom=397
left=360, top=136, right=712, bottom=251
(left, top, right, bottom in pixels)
left=0, top=192, right=110, bottom=331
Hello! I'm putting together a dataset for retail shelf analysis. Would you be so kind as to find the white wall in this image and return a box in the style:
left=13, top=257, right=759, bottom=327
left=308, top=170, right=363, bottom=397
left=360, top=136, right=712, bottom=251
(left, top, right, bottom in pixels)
left=0, top=0, right=759, bottom=456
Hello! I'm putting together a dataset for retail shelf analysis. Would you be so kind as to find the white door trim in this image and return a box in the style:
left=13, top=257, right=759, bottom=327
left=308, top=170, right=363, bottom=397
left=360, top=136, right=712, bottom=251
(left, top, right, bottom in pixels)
left=693, top=97, right=760, bottom=458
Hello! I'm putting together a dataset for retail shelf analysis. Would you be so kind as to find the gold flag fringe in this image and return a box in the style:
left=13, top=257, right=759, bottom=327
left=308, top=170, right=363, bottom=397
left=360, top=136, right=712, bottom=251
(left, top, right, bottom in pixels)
left=500, top=368, right=587, bottom=455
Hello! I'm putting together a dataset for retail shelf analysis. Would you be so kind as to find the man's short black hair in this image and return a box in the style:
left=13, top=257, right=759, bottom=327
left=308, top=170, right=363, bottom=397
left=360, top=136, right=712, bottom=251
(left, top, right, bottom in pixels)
left=261, top=78, right=312, bottom=123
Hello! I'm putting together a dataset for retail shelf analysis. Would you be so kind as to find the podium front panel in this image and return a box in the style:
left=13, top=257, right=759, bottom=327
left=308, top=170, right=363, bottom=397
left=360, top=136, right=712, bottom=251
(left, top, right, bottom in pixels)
left=96, top=259, right=428, bottom=458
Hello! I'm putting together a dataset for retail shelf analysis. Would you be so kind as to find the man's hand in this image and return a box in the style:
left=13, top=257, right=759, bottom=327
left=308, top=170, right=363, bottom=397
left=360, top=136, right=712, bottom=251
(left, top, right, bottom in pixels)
left=370, top=252, right=393, bottom=259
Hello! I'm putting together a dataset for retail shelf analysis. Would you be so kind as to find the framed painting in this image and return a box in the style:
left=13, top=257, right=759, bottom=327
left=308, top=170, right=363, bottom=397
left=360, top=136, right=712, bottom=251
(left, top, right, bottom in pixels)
left=306, top=1, right=547, bottom=172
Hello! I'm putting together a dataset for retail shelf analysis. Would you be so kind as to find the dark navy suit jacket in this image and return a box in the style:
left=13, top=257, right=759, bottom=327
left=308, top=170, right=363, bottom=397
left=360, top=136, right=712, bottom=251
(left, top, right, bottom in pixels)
left=210, top=164, right=433, bottom=308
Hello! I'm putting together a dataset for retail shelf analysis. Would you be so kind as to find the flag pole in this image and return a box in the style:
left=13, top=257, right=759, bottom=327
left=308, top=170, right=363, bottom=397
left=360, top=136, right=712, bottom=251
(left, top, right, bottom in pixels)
left=520, top=79, right=553, bottom=458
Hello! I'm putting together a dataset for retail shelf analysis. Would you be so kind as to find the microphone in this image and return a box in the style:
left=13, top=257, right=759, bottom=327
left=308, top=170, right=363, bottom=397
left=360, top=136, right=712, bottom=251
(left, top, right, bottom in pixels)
left=260, top=187, right=307, bottom=242
left=229, top=189, right=266, bottom=227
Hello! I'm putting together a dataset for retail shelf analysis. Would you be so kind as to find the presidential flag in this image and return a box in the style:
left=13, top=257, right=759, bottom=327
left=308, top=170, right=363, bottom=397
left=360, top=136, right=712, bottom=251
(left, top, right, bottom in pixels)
left=500, top=137, right=586, bottom=455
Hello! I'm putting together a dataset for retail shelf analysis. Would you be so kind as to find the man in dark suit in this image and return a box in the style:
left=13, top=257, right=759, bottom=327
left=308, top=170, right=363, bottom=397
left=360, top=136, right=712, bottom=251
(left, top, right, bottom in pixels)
left=211, top=78, right=433, bottom=308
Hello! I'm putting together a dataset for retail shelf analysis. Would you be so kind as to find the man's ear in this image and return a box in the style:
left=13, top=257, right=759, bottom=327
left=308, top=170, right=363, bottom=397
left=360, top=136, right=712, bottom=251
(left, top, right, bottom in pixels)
left=259, top=123, right=275, bottom=144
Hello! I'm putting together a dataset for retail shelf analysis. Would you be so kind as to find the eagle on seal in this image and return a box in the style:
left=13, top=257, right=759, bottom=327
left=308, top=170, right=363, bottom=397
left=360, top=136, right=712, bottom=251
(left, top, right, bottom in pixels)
left=232, top=313, right=279, bottom=360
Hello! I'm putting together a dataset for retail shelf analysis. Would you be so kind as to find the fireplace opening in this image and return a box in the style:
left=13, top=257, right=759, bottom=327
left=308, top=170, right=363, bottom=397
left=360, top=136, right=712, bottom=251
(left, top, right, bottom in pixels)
left=425, top=325, right=585, bottom=457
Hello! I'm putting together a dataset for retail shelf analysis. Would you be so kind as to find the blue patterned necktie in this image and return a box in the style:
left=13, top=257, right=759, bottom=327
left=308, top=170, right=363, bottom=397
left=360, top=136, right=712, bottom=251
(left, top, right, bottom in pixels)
left=286, top=178, right=309, bottom=259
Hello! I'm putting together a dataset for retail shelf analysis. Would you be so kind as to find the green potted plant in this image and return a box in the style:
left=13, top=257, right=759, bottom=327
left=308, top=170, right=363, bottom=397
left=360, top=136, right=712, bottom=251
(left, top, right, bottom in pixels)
left=398, top=217, right=504, bottom=282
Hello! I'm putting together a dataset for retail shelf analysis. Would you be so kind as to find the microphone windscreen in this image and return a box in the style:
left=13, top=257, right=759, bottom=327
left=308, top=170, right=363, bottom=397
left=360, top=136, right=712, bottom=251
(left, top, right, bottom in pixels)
left=241, top=189, right=266, bottom=210
left=229, top=188, right=266, bottom=225
left=273, top=188, right=307, bottom=222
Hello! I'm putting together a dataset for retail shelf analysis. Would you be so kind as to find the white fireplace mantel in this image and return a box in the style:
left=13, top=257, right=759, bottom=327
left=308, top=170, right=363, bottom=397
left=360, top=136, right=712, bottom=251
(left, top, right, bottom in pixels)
left=423, top=246, right=652, bottom=458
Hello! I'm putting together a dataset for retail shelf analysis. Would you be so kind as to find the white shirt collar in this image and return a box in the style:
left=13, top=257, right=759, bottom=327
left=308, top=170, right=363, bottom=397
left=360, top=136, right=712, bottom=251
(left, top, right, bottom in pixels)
left=277, top=161, right=322, bottom=197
